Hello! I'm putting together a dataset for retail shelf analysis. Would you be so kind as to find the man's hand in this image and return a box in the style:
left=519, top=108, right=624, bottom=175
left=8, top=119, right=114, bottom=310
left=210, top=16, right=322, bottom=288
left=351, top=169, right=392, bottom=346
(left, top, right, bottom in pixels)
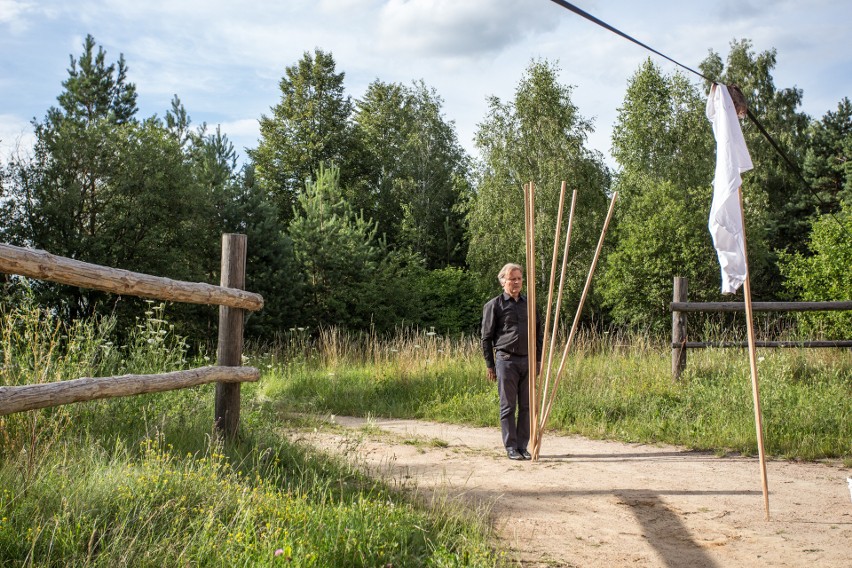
left=486, top=367, right=497, bottom=382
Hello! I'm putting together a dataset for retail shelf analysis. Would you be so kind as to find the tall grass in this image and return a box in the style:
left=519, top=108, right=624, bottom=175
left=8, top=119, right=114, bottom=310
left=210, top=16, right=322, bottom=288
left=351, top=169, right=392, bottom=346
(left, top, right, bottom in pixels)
left=257, top=326, right=492, bottom=424
left=2, top=298, right=849, bottom=565
left=0, top=301, right=501, bottom=567
left=264, top=325, right=851, bottom=462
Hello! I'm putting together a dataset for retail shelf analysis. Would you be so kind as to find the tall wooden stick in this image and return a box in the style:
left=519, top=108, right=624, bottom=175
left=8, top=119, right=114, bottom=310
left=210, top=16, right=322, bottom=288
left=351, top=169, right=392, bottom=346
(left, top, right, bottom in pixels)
left=535, top=189, right=578, bottom=457
left=538, top=193, right=618, bottom=453
left=523, top=183, right=533, bottom=452
left=540, top=181, right=568, bottom=377
left=531, top=182, right=567, bottom=459
left=738, top=187, right=770, bottom=521
left=525, top=182, right=539, bottom=456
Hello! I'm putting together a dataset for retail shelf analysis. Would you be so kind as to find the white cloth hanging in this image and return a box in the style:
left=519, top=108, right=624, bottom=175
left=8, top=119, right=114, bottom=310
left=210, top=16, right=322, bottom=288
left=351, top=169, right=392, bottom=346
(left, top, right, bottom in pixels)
left=706, top=84, right=753, bottom=294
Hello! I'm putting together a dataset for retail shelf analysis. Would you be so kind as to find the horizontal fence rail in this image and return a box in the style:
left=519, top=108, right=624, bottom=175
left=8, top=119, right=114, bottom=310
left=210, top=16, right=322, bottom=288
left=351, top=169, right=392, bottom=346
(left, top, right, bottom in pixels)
left=670, top=276, right=851, bottom=380
left=674, top=340, right=852, bottom=349
left=0, top=235, right=261, bottom=439
left=0, top=366, right=260, bottom=416
left=0, top=243, right=263, bottom=311
left=670, top=301, right=852, bottom=313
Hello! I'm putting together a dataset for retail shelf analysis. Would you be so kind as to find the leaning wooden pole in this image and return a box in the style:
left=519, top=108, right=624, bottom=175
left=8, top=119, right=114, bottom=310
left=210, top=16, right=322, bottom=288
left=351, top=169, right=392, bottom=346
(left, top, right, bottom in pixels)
left=738, top=187, right=771, bottom=521
left=536, top=189, right=578, bottom=457
left=531, top=182, right=566, bottom=459
left=540, top=181, right=568, bottom=378
left=215, top=234, right=248, bottom=440
left=537, top=192, right=617, bottom=457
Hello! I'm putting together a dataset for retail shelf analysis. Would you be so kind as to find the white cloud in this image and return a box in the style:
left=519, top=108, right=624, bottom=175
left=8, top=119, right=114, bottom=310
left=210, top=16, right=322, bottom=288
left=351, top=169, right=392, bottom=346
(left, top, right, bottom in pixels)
left=218, top=118, right=259, bottom=138
left=0, top=114, right=35, bottom=163
left=377, top=0, right=557, bottom=58
left=1, top=0, right=850, bottom=170
left=0, top=0, right=32, bottom=26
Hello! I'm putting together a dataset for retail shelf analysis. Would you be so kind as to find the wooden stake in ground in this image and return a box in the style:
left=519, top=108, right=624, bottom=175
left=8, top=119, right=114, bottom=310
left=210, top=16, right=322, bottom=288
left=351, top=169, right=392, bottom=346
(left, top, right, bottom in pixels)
left=535, top=188, right=577, bottom=459
left=738, top=186, right=771, bottom=521
left=524, top=181, right=539, bottom=455
left=536, top=192, right=618, bottom=459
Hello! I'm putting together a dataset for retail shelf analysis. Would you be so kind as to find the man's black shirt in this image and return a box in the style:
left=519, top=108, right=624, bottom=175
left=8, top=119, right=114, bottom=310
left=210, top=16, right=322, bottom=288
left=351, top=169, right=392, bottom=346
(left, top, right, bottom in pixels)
left=481, top=292, right=543, bottom=369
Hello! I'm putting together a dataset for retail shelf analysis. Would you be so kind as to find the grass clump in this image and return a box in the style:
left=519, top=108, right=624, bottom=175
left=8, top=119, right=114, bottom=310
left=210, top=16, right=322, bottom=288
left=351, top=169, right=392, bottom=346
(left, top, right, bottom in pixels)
left=265, top=326, right=851, bottom=462
left=0, top=302, right=502, bottom=567
left=0, top=431, right=497, bottom=566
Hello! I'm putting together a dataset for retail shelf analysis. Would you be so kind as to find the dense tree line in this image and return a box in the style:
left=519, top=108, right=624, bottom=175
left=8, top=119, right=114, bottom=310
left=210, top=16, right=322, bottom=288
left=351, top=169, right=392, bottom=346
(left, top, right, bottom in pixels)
left=1, top=36, right=849, bottom=341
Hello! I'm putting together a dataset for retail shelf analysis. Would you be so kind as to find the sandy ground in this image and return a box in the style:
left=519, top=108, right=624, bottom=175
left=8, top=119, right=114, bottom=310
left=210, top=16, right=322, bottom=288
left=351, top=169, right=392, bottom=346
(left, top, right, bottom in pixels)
left=289, top=416, right=852, bottom=567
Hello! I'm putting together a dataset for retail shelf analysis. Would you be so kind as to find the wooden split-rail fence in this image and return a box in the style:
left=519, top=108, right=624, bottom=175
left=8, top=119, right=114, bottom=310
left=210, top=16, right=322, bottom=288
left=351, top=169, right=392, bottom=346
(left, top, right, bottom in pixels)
left=0, top=234, right=264, bottom=438
left=670, top=276, right=852, bottom=380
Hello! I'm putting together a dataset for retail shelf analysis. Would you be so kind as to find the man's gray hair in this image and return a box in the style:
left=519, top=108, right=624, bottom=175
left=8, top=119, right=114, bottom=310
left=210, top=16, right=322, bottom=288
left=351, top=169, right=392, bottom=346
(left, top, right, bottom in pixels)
left=497, top=263, right=523, bottom=284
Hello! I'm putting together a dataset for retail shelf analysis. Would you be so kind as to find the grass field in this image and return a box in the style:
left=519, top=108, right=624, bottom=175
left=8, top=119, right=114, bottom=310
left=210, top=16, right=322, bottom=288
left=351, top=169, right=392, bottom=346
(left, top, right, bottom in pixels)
left=1, top=303, right=849, bottom=565
left=266, top=324, right=851, bottom=461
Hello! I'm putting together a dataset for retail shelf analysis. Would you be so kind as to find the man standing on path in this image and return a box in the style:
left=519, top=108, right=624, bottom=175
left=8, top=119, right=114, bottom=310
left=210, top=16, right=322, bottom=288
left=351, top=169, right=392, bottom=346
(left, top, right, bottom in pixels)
left=481, top=263, right=542, bottom=461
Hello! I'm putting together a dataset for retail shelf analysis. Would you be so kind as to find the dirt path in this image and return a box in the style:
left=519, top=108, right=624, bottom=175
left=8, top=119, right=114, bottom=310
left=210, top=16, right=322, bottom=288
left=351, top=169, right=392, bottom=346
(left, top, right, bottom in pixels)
left=290, top=416, right=852, bottom=567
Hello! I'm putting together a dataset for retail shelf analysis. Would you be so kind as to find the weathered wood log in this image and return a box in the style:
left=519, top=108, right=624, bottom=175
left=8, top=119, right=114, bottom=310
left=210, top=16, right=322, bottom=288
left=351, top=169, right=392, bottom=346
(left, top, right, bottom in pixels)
left=215, top=234, right=247, bottom=439
left=0, top=243, right=263, bottom=311
left=0, top=366, right=259, bottom=416
left=670, top=301, right=852, bottom=313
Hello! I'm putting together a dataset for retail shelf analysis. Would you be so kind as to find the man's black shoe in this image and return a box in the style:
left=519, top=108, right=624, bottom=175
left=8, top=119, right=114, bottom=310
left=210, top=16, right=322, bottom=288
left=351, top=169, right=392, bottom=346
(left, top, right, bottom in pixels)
left=519, top=449, right=532, bottom=460
left=507, top=448, right=525, bottom=460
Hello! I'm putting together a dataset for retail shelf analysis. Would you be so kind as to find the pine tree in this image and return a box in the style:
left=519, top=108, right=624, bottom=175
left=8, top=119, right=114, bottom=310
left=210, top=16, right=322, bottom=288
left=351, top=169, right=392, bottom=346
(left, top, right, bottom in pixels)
left=353, top=80, right=471, bottom=268
left=804, top=97, right=852, bottom=213
left=250, top=49, right=355, bottom=223
left=0, top=36, right=213, bottom=329
left=288, top=164, right=383, bottom=329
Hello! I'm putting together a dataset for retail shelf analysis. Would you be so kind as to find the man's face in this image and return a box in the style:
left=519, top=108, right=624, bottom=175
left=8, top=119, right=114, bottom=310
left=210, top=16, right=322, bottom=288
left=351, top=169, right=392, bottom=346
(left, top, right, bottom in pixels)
left=502, top=269, right=523, bottom=298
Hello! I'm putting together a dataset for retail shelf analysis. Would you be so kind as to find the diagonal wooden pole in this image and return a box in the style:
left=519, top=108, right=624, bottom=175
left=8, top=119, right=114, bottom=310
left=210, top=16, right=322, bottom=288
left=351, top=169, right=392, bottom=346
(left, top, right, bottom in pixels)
left=738, top=186, right=771, bottom=521
left=533, top=182, right=567, bottom=459
left=538, top=192, right=617, bottom=455
left=535, top=189, right=578, bottom=458
left=540, top=181, right=568, bottom=379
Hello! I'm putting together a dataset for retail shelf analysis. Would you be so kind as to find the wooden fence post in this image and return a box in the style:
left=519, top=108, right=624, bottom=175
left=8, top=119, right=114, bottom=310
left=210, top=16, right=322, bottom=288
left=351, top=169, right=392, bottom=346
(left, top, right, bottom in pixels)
left=215, top=234, right=247, bottom=439
left=672, top=276, right=688, bottom=381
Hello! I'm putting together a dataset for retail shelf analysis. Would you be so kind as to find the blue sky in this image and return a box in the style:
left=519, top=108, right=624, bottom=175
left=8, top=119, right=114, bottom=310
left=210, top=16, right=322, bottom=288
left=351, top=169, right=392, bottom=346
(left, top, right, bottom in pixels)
left=2, top=0, right=850, bottom=169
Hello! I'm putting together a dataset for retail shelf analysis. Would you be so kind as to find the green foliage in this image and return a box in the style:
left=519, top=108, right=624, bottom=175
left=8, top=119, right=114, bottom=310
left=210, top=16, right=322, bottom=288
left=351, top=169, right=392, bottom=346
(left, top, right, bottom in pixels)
left=779, top=203, right=852, bottom=338
left=700, top=39, right=811, bottom=263
left=288, top=164, right=385, bottom=330
left=601, top=175, right=718, bottom=330
left=469, top=58, right=610, bottom=301
left=56, top=34, right=138, bottom=125
left=0, top=306, right=498, bottom=567
left=250, top=49, right=355, bottom=223
left=415, top=266, right=486, bottom=335
left=803, top=97, right=852, bottom=213
left=603, top=61, right=716, bottom=330
left=353, top=81, right=472, bottom=268
left=603, top=58, right=773, bottom=331
left=222, top=164, right=305, bottom=337
left=0, top=37, right=231, bottom=340
left=611, top=59, right=713, bottom=188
